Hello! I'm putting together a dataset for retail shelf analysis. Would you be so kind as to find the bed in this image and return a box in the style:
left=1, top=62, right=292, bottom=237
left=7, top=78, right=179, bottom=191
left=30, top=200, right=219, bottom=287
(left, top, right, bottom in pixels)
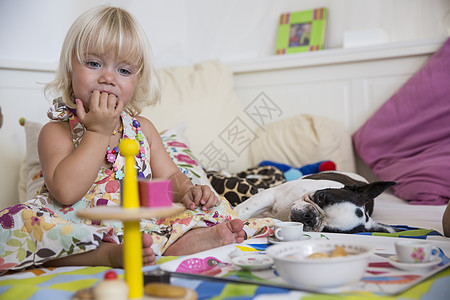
left=0, top=37, right=449, bottom=299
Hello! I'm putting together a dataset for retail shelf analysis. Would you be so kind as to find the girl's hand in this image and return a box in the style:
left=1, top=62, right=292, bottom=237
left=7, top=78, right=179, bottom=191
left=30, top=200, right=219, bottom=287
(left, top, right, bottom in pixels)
left=180, top=185, right=219, bottom=211
left=75, top=91, right=124, bottom=136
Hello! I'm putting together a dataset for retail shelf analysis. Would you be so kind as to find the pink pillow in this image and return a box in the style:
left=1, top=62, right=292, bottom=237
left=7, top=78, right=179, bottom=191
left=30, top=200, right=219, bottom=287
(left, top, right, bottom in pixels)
left=353, top=38, right=450, bottom=205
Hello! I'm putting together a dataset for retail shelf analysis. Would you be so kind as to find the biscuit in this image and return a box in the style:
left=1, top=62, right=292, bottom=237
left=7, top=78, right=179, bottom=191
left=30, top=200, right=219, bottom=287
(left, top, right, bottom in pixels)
left=331, top=246, right=347, bottom=257
left=308, top=252, right=330, bottom=259
left=144, top=283, right=187, bottom=298
left=308, top=246, right=348, bottom=259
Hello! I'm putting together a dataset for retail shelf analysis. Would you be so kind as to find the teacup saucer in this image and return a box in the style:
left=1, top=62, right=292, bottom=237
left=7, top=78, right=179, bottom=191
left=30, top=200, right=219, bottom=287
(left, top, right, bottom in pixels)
left=388, top=255, right=442, bottom=271
left=268, top=234, right=311, bottom=244
left=232, top=254, right=274, bottom=270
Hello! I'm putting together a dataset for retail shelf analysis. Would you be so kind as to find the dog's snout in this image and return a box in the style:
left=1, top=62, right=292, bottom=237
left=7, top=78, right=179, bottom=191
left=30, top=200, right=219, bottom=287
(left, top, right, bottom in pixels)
left=303, top=219, right=316, bottom=228
left=290, top=208, right=318, bottom=230
left=304, top=211, right=314, bottom=220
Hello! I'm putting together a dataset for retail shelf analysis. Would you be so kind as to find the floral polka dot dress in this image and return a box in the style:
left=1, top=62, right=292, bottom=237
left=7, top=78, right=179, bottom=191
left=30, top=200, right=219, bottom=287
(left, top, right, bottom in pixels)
left=0, top=100, right=274, bottom=272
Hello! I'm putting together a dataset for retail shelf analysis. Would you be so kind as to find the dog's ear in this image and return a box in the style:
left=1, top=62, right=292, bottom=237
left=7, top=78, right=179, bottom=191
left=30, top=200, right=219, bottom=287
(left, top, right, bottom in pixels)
left=349, top=181, right=397, bottom=201
left=345, top=181, right=396, bottom=204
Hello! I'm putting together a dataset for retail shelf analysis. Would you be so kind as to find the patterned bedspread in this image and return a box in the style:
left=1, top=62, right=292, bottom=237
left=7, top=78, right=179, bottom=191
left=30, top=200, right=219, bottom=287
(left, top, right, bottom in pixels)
left=2, top=265, right=449, bottom=300
left=1, top=227, right=449, bottom=300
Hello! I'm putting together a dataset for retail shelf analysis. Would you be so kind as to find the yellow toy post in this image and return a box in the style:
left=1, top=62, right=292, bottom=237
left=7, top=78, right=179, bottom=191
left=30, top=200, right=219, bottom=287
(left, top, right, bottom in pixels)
left=76, top=138, right=185, bottom=298
left=119, top=138, right=143, bottom=299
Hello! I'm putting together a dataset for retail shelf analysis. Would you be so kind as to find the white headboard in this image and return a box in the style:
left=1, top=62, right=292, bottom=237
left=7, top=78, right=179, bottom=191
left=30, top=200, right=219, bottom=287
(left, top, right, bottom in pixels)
left=0, top=37, right=445, bottom=209
left=228, top=38, right=444, bottom=134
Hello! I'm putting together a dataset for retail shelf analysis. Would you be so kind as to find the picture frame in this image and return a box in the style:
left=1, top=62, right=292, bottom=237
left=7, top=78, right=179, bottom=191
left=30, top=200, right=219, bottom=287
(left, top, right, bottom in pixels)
left=275, top=8, right=328, bottom=55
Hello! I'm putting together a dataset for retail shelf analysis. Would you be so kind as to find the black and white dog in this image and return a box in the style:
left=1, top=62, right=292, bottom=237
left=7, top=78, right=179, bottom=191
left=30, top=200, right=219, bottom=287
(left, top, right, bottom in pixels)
left=234, top=171, right=397, bottom=233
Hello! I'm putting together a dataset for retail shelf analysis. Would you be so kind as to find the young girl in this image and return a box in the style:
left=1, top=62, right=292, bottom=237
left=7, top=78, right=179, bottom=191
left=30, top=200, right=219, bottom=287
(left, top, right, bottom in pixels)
left=0, top=6, right=273, bottom=271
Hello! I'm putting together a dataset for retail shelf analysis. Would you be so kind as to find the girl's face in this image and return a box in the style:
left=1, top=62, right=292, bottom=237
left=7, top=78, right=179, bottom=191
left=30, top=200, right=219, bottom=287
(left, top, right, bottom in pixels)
left=71, top=51, right=139, bottom=111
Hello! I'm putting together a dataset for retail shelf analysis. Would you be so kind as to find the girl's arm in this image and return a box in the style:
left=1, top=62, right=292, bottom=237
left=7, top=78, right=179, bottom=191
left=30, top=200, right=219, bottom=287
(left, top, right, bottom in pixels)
left=138, top=116, right=218, bottom=210
left=39, top=94, right=123, bottom=205
left=38, top=121, right=110, bottom=205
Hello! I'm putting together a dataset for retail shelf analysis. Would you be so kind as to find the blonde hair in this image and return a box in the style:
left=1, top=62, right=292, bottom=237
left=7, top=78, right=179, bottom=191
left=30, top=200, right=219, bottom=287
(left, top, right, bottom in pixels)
left=45, top=6, right=160, bottom=116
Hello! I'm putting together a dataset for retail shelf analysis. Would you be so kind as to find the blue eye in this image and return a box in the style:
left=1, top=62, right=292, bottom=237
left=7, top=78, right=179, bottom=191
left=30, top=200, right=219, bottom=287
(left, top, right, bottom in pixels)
left=118, top=68, right=132, bottom=76
left=87, top=61, right=101, bottom=68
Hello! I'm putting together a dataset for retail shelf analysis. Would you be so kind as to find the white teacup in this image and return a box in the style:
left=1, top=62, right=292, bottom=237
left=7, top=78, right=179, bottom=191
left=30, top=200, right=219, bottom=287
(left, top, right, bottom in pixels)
left=394, top=240, right=439, bottom=263
left=274, top=222, right=304, bottom=242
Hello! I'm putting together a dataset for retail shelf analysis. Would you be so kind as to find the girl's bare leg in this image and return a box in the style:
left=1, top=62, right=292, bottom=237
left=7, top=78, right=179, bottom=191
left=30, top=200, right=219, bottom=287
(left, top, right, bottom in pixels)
left=43, top=219, right=245, bottom=267
left=43, top=233, right=155, bottom=268
left=164, top=219, right=245, bottom=256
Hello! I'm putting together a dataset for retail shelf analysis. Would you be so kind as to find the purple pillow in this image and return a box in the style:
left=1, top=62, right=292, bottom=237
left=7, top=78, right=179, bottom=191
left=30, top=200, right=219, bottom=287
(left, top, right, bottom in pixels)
left=353, top=38, right=450, bottom=205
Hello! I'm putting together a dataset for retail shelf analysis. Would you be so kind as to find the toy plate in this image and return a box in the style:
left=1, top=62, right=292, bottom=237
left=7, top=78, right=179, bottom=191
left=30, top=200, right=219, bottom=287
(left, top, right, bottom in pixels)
left=232, top=254, right=274, bottom=270
left=388, top=255, right=442, bottom=271
left=268, top=234, right=312, bottom=244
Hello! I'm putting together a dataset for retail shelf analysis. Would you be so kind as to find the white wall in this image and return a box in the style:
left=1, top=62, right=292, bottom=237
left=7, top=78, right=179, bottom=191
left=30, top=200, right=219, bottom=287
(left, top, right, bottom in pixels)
left=0, top=0, right=449, bottom=208
left=0, top=0, right=449, bottom=68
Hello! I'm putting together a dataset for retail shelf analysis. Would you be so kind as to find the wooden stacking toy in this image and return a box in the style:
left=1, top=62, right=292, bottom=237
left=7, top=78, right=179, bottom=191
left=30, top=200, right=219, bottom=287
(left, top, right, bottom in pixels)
left=77, top=138, right=184, bottom=298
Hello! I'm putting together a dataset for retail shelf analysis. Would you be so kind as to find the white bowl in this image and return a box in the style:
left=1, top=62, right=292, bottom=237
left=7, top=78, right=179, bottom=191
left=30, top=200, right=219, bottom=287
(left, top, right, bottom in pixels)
left=266, top=240, right=373, bottom=290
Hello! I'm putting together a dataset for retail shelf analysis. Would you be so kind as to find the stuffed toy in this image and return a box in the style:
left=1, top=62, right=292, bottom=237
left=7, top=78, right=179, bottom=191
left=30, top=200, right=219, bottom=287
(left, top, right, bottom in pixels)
left=259, top=160, right=336, bottom=181
left=206, top=166, right=286, bottom=206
